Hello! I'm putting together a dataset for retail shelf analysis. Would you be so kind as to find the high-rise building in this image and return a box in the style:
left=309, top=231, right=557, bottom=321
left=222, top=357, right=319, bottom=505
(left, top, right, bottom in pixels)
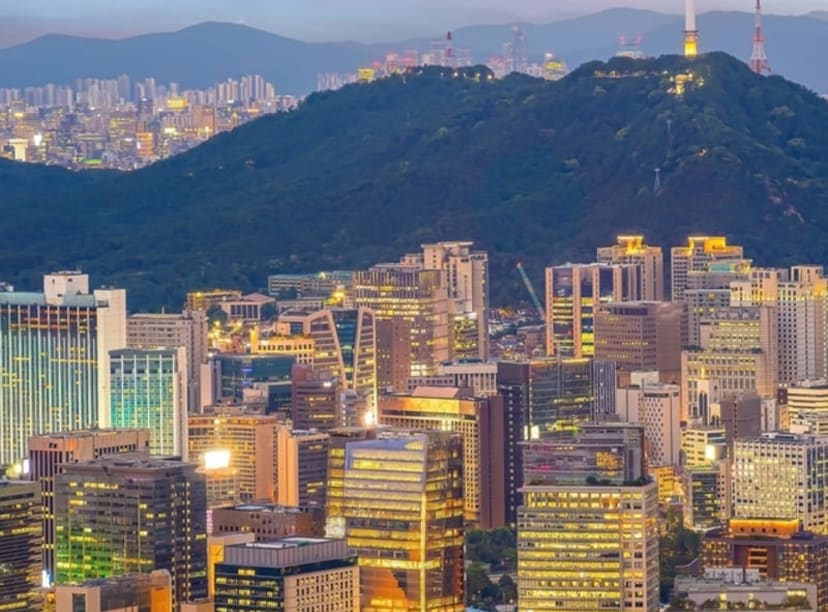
left=0, top=272, right=126, bottom=467
left=681, top=306, right=778, bottom=420
left=55, top=455, right=208, bottom=606
left=28, top=428, right=150, bottom=584
left=214, top=538, right=359, bottom=612
left=683, top=463, right=731, bottom=530
left=290, top=364, right=340, bottom=431
left=54, top=570, right=172, bottom=612
left=109, top=348, right=187, bottom=457
left=353, top=264, right=449, bottom=392
left=517, top=424, right=660, bottom=611
left=671, top=236, right=743, bottom=301
left=343, top=430, right=464, bottom=611
left=378, top=386, right=508, bottom=527
left=595, top=301, right=684, bottom=383
left=681, top=423, right=727, bottom=466
left=127, top=310, right=208, bottom=413
left=616, top=372, right=682, bottom=466
left=275, top=426, right=329, bottom=508
left=0, top=479, right=42, bottom=612
left=276, top=307, right=377, bottom=420
left=497, top=358, right=615, bottom=438
left=788, top=380, right=828, bottom=433
left=545, top=262, right=641, bottom=358
left=733, top=433, right=828, bottom=534
left=419, top=241, right=489, bottom=360
left=188, top=409, right=279, bottom=503
left=701, top=518, right=828, bottom=610
left=213, top=353, right=294, bottom=413
left=685, top=258, right=753, bottom=347
left=324, top=426, right=384, bottom=539
left=597, top=235, right=665, bottom=301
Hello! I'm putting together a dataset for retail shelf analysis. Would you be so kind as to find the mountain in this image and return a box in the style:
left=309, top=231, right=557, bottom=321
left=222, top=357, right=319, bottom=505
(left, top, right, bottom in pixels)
left=0, top=22, right=380, bottom=93
left=2, top=52, right=828, bottom=309
left=2, top=10, right=828, bottom=96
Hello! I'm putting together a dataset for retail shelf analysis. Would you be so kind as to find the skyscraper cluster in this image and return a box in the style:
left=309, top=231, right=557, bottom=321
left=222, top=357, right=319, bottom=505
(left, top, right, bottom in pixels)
left=5, top=234, right=828, bottom=610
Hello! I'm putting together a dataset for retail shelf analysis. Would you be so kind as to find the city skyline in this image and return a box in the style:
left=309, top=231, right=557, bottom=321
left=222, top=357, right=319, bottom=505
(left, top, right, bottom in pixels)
left=3, top=0, right=826, bottom=44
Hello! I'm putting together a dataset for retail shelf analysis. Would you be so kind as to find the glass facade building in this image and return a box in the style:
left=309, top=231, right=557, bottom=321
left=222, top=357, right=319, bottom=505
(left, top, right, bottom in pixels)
left=0, top=480, right=42, bottom=612
left=110, top=348, right=186, bottom=457
left=343, top=431, right=464, bottom=611
left=55, top=455, right=208, bottom=607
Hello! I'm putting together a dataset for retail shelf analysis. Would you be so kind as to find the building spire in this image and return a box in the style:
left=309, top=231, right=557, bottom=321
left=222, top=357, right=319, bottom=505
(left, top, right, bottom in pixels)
left=684, top=0, right=699, bottom=57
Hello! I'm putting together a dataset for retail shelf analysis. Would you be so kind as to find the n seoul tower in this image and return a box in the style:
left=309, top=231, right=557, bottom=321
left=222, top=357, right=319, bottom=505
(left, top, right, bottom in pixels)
left=684, top=0, right=699, bottom=57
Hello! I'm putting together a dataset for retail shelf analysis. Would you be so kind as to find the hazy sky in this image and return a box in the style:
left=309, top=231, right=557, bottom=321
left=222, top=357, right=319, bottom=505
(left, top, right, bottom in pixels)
left=5, top=0, right=826, bottom=41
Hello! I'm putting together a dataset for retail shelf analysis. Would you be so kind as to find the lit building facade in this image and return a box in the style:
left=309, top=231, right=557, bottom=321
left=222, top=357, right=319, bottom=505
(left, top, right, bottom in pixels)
left=0, top=272, right=126, bottom=467
left=671, top=236, right=744, bottom=301
left=109, top=348, right=187, bottom=457
left=616, top=372, right=682, bottom=466
left=277, top=307, right=377, bottom=421
left=188, top=409, right=279, bottom=503
left=214, top=538, right=359, bottom=612
left=353, top=264, right=449, bottom=392
left=681, top=306, right=778, bottom=420
left=211, top=504, right=325, bottom=541
left=54, top=455, right=208, bottom=607
left=733, top=433, right=828, bottom=534
left=378, top=386, right=509, bottom=527
left=701, top=518, right=828, bottom=610
left=28, top=428, right=150, bottom=584
left=127, top=310, right=208, bottom=413
left=275, top=426, right=330, bottom=508
left=518, top=424, right=659, bottom=612
left=544, top=262, right=641, bottom=358
left=594, top=301, right=684, bottom=383
left=596, top=235, right=665, bottom=301
left=788, top=380, right=828, bottom=433
left=342, top=431, right=464, bottom=611
left=0, top=480, right=42, bottom=612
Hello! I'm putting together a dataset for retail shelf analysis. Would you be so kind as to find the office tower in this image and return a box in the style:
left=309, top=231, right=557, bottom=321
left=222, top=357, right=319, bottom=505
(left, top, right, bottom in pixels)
left=437, top=359, right=498, bottom=395
left=109, top=348, right=187, bottom=457
left=419, top=241, right=490, bottom=360
left=343, top=430, right=464, bottom=611
left=597, top=235, right=665, bottom=301
left=211, top=504, right=325, bottom=540
left=277, top=308, right=377, bottom=421
left=55, top=455, right=208, bottom=606
left=206, top=533, right=255, bottom=600
left=518, top=424, right=660, bottom=611
left=0, top=272, right=126, bottom=467
left=127, top=310, right=208, bottom=413
left=0, top=480, right=42, bottom=612
left=671, top=236, right=744, bottom=301
left=733, top=433, right=828, bottom=533
left=685, top=258, right=753, bottom=347
left=353, top=264, right=449, bottom=392
left=683, top=463, right=731, bottom=530
left=267, top=271, right=353, bottom=298
left=681, top=424, right=727, bottom=466
left=595, top=301, right=684, bottom=383
left=188, top=409, right=279, bottom=503
left=54, top=570, right=172, bottom=612
left=682, top=306, right=778, bottom=420
left=290, top=364, right=340, bottom=431
left=497, top=358, right=615, bottom=438
left=701, top=518, right=828, bottom=610
left=325, top=427, right=383, bottom=539
left=733, top=265, right=828, bottom=386
left=28, top=428, right=150, bottom=585
left=214, top=292, right=275, bottom=323
left=788, top=380, right=828, bottom=433
left=378, top=386, right=508, bottom=527
left=214, top=538, right=359, bottom=612
left=545, top=262, right=641, bottom=358
left=616, top=372, right=682, bottom=466
left=213, top=353, right=294, bottom=412
left=275, top=426, right=329, bottom=508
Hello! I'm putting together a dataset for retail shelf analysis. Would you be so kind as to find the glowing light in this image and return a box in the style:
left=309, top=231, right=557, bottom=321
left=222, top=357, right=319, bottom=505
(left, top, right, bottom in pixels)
left=203, top=449, right=231, bottom=470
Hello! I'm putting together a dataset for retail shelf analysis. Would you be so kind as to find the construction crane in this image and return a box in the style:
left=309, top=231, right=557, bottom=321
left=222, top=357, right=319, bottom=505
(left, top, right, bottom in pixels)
left=516, top=261, right=545, bottom=321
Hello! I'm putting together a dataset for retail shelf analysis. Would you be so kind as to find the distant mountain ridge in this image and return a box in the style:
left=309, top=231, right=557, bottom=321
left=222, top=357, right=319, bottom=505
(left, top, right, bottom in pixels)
left=1, top=52, right=827, bottom=309
left=0, top=10, right=827, bottom=94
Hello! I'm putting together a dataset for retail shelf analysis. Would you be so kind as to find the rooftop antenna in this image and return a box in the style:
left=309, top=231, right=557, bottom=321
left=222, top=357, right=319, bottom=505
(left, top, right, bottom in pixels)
left=654, top=168, right=662, bottom=193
